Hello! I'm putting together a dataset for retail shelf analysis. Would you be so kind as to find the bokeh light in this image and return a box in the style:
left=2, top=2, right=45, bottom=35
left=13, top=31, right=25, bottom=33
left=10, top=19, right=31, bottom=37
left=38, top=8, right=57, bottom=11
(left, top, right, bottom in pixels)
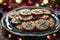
left=18, top=38, right=22, bottom=40
left=47, top=35, right=52, bottom=39
left=8, top=5, right=12, bottom=9
left=9, top=0, right=13, bottom=3
left=15, top=0, right=22, bottom=4
left=8, top=34, right=12, bottom=38
left=43, top=0, right=48, bottom=4
left=0, top=0, right=3, bottom=3
left=3, top=2, right=7, bottom=6
left=28, top=0, right=33, bottom=5
left=35, top=3, right=39, bottom=7
left=53, top=33, right=57, bottom=37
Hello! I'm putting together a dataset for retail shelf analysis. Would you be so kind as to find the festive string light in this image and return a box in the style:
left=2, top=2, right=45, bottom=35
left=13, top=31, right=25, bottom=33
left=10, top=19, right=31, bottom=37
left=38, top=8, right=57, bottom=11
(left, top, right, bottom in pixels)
left=8, top=34, right=12, bottom=38
left=47, top=35, right=52, bottom=39
left=49, top=5, right=52, bottom=8
left=43, top=0, right=48, bottom=4
left=18, top=38, right=22, bottom=40
left=15, top=0, right=22, bottom=4
left=53, top=33, right=57, bottom=37
left=0, top=0, right=3, bottom=3
left=35, top=3, right=40, bottom=7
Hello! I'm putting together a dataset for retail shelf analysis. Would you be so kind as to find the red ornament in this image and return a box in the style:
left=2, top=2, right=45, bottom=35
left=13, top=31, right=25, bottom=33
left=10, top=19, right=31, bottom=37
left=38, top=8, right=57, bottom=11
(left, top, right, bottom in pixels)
left=8, top=5, right=12, bottom=9
left=28, top=0, right=33, bottom=5
left=39, top=0, right=43, bottom=3
left=9, top=0, right=13, bottom=3
left=3, top=3, right=7, bottom=6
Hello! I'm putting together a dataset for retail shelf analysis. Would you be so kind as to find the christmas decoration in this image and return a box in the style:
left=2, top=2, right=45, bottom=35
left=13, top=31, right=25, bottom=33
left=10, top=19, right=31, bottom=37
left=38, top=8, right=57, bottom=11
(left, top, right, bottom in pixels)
left=40, top=3, right=46, bottom=7
left=0, top=0, right=59, bottom=11
left=9, top=0, right=13, bottom=3
left=0, top=0, right=60, bottom=40
left=46, top=0, right=58, bottom=9
left=7, top=5, right=13, bottom=11
left=28, top=0, right=33, bottom=5
left=8, top=5, right=12, bottom=9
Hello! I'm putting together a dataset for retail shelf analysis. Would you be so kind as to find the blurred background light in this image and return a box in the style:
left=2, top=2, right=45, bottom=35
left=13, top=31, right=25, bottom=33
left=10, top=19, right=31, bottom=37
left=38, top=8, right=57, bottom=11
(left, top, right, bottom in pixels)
left=43, top=0, right=48, bottom=4
left=0, top=0, right=3, bottom=3
left=15, top=0, right=22, bottom=4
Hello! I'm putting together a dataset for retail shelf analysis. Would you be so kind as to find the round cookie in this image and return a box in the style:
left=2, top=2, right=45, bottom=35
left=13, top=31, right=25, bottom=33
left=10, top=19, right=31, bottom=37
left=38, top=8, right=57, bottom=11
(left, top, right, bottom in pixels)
left=40, top=15, right=49, bottom=19
left=47, top=17, right=54, bottom=28
left=19, top=15, right=33, bottom=20
left=9, top=12, right=20, bottom=19
left=11, top=18, right=21, bottom=24
left=35, top=19, right=49, bottom=30
left=16, top=24, right=23, bottom=30
left=22, top=21, right=35, bottom=31
left=42, top=9, right=51, bottom=14
left=15, top=12, right=20, bottom=16
left=18, top=9, right=31, bottom=15
left=31, top=9, right=43, bottom=15
left=9, top=12, right=14, bottom=19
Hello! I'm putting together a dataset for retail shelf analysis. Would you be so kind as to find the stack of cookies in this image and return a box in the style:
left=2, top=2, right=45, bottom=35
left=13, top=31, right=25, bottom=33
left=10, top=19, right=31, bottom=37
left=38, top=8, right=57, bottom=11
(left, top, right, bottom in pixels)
left=8, top=8, right=54, bottom=31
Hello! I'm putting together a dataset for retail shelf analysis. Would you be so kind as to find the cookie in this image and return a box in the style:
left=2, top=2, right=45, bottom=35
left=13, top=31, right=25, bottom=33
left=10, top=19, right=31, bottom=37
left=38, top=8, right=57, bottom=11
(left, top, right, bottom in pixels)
left=9, top=12, right=14, bottom=19
left=22, top=21, right=35, bottom=31
left=40, top=15, right=49, bottom=19
left=16, top=24, right=23, bottom=30
left=19, top=15, right=33, bottom=20
left=18, top=9, right=31, bottom=15
left=31, top=9, right=43, bottom=15
left=11, top=18, right=21, bottom=24
left=35, top=19, right=49, bottom=30
left=42, top=9, right=51, bottom=14
left=47, top=17, right=54, bottom=28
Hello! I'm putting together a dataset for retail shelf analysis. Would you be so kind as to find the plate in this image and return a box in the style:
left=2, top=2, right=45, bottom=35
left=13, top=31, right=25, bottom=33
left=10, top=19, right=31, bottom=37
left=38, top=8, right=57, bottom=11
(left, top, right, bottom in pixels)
left=1, top=6, right=60, bottom=36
